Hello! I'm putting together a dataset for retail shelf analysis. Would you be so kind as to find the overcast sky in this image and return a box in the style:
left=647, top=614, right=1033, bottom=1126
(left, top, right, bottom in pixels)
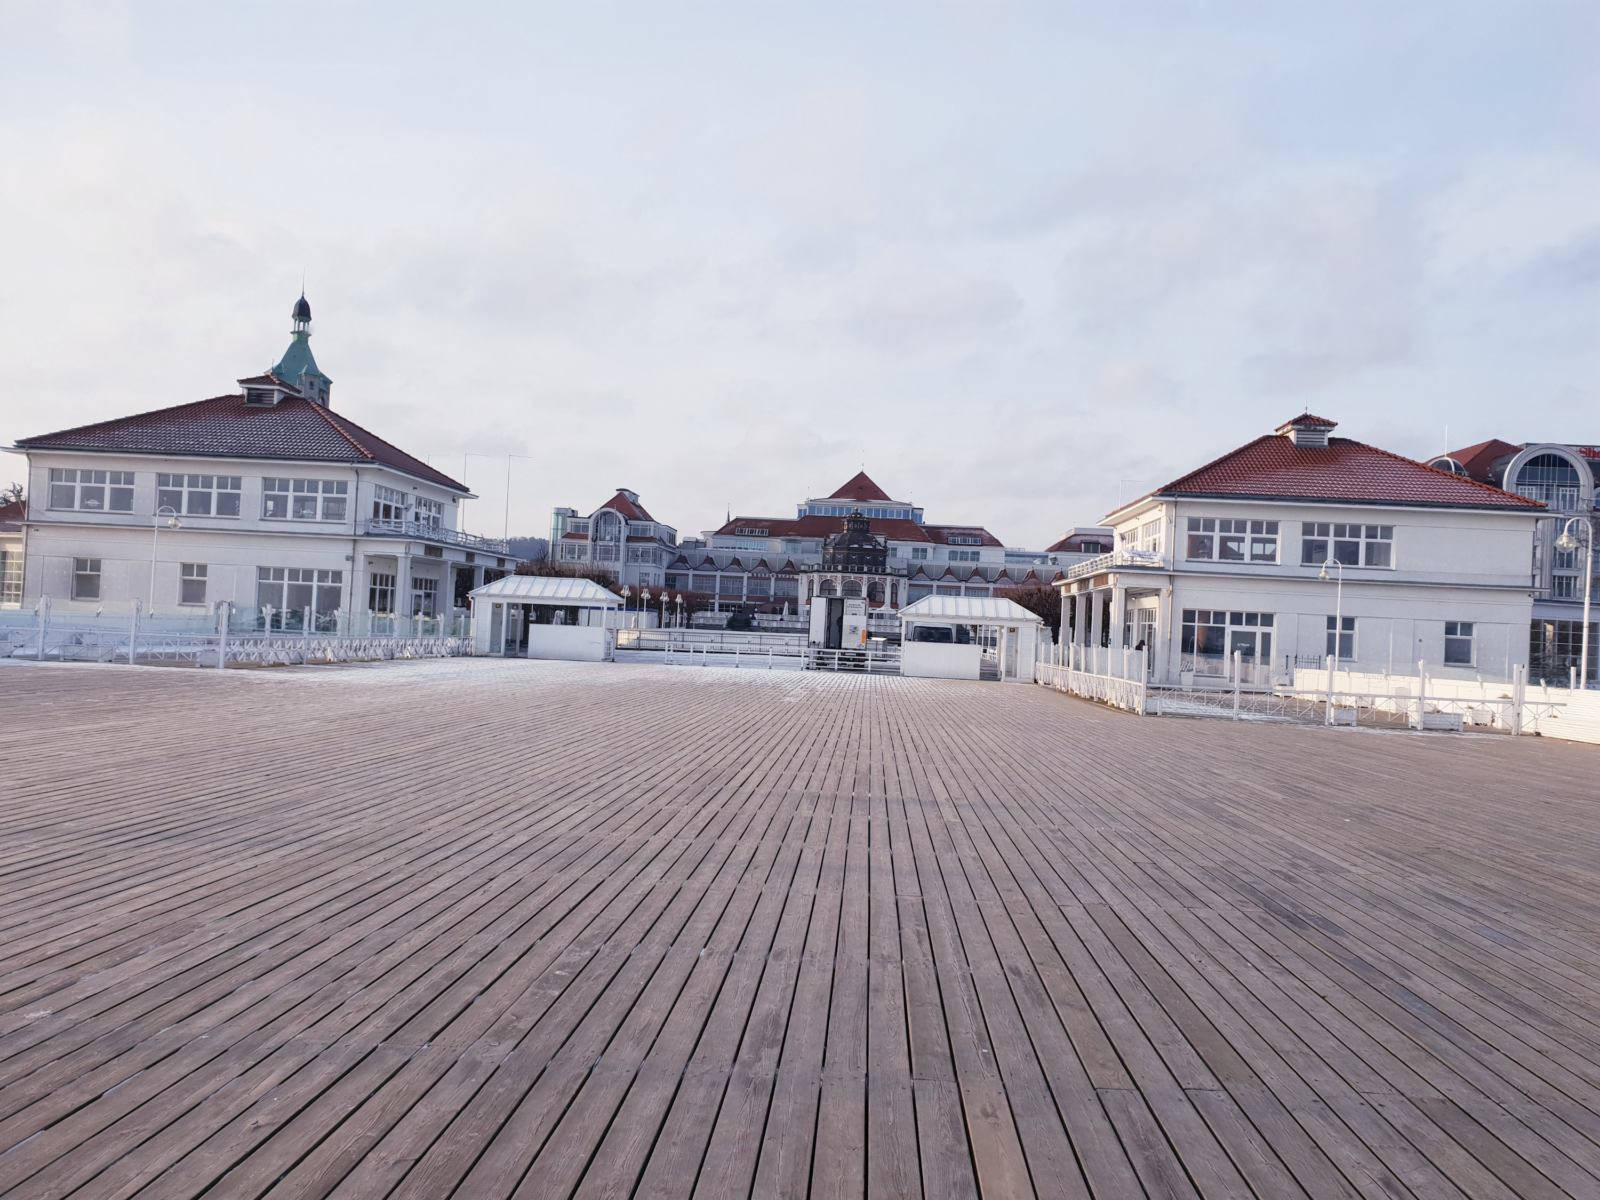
left=3, top=2, right=1598, bottom=547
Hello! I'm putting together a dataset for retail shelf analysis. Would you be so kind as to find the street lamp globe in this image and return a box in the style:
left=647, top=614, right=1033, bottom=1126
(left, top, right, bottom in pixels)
left=1556, top=529, right=1579, bottom=552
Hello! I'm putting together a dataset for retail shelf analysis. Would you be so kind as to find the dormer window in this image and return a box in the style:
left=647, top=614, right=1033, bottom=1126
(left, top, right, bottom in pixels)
left=245, top=388, right=278, bottom=406
left=1276, top=413, right=1338, bottom=447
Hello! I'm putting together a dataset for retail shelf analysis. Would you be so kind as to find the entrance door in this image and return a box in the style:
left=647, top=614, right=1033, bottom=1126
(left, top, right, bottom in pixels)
left=488, top=603, right=504, bottom=655
left=826, top=598, right=844, bottom=649
left=503, top=604, right=524, bottom=656
left=1135, top=610, right=1156, bottom=675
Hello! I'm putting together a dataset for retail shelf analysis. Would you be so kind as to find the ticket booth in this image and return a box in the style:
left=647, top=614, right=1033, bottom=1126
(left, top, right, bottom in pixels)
left=469, top=575, right=624, bottom=661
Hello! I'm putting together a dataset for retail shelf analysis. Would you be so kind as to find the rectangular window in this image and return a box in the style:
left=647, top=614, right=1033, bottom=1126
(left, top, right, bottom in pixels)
left=1443, top=621, right=1474, bottom=666
left=264, top=477, right=348, bottom=521
left=1179, top=609, right=1274, bottom=669
left=1136, top=520, right=1163, bottom=554
left=372, top=484, right=408, bottom=523
left=948, top=549, right=980, bottom=563
left=1185, top=517, right=1276, bottom=562
left=1553, top=574, right=1578, bottom=599
left=910, top=547, right=929, bottom=561
left=256, top=567, right=343, bottom=625
left=1302, top=522, right=1393, bottom=568
left=179, top=563, right=207, bottom=606
left=71, top=557, right=101, bottom=600
left=412, top=576, right=439, bottom=616
left=158, top=473, right=242, bottom=518
left=48, top=468, right=135, bottom=513
left=1326, top=615, right=1356, bottom=661
left=412, top=497, right=443, bottom=531
left=369, top=572, right=396, bottom=613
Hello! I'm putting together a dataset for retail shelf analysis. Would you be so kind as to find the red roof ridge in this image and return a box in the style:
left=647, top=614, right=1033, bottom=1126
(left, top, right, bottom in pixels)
left=312, top=403, right=378, bottom=463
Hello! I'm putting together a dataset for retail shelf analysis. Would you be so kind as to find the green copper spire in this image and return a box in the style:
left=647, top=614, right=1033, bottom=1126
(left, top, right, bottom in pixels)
left=272, top=292, right=333, bottom=406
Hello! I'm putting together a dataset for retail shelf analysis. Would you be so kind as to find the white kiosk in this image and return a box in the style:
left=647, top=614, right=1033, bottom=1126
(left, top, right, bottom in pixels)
left=470, top=574, right=624, bottom=660
left=899, top=595, right=1043, bottom=682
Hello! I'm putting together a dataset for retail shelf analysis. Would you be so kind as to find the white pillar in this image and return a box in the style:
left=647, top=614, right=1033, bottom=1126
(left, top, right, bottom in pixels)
left=1088, top=589, right=1105, bottom=650
left=1109, top=586, right=1127, bottom=651
left=396, top=552, right=413, bottom=617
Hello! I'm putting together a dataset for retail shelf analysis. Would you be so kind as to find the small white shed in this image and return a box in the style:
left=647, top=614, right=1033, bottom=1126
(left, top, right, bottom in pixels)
left=470, top=574, right=624, bottom=660
left=899, top=595, right=1043, bottom=682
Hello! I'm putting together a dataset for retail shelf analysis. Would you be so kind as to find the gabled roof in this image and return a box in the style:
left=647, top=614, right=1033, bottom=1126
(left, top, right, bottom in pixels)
left=1117, top=430, right=1544, bottom=518
left=1275, top=413, right=1338, bottom=432
left=901, top=595, right=1042, bottom=624
left=595, top=490, right=654, bottom=522
left=470, top=574, right=622, bottom=605
left=15, top=394, right=469, bottom=493
left=828, top=471, right=893, bottom=502
left=1435, top=438, right=1523, bottom=483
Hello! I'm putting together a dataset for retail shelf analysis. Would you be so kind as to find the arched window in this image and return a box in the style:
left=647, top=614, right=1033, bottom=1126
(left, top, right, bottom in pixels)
left=1515, top=453, right=1582, bottom=510
left=592, top=510, right=624, bottom=561
left=1428, top=457, right=1467, bottom=476
left=818, top=578, right=837, bottom=597
left=842, top=578, right=863, bottom=598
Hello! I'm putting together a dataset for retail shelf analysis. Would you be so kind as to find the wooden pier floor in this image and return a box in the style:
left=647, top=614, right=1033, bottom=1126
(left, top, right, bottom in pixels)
left=2, top=658, right=1599, bottom=1198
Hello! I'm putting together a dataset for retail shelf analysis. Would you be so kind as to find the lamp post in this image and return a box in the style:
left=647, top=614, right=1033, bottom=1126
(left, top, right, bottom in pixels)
left=640, top=588, right=651, bottom=629
left=1319, top=558, right=1345, bottom=723
left=1556, top=516, right=1595, bottom=688
left=657, top=589, right=667, bottom=627
left=674, top=593, right=683, bottom=629
left=150, top=506, right=181, bottom=611
left=621, top=585, right=632, bottom=617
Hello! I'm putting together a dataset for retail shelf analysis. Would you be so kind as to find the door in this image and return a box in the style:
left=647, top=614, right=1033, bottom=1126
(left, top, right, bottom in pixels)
left=826, top=598, right=844, bottom=649
left=1135, top=610, right=1156, bottom=676
left=503, top=604, right=523, bottom=656
left=488, top=603, right=504, bottom=655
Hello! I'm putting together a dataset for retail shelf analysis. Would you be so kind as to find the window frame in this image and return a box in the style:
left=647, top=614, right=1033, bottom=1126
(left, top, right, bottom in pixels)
left=1301, top=522, right=1394, bottom=569
left=48, top=468, right=135, bottom=514
left=264, top=477, right=348, bottom=522
left=1443, top=621, right=1474, bottom=667
left=1184, top=517, right=1278, bottom=563
left=178, top=562, right=208, bottom=607
left=71, top=556, right=102, bottom=600
left=1325, top=615, right=1357, bottom=662
left=158, top=473, right=242, bottom=518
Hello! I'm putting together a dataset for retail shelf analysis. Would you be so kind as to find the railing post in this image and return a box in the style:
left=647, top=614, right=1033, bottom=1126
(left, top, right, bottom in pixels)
left=1511, top=664, right=1525, bottom=735
left=129, top=598, right=140, bottom=667
left=1232, top=649, right=1241, bottom=720
left=36, top=597, right=49, bottom=661
left=216, top=601, right=230, bottom=668
left=1416, top=658, right=1427, bottom=730
left=303, top=606, right=313, bottom=640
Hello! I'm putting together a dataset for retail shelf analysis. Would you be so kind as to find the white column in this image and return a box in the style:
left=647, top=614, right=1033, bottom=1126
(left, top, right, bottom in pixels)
left=1109, top=586, right=1128, bottom=651
left=1088, top=589, right=1105, bottom=649
left=396, top=551, right=413, bottom=617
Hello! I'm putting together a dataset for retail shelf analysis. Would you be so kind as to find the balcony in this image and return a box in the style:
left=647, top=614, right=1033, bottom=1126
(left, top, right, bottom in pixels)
left=1064, top=548, right=1166, bottom=580
left=362, top=518, right=511, bottom=555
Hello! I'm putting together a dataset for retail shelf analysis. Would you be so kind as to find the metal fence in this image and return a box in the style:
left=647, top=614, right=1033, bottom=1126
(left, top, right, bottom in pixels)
left=1035, top=643, right=1149, bottom=714
left=2, top=599, right=472, bottom=668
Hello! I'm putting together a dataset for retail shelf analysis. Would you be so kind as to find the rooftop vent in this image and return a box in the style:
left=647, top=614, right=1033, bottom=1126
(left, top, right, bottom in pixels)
left=1276, top=413, right=1338, bottom=448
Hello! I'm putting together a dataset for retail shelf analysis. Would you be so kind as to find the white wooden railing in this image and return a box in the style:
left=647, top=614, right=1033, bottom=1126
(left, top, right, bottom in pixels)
left=1035, top=643, right=1149, bottom=713
left=1063, top=548, right=1165, bottom=580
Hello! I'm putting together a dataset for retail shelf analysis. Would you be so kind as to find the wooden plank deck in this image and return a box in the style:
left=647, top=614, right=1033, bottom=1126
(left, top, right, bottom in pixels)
left=1, top=656, right=1599, bottom=1199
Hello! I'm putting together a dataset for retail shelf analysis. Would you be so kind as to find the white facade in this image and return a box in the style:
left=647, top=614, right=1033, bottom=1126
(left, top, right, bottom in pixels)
left=550, top=490, right=678, bottom=591
left=1060, top=421, right=1543, bottom=687
left=13, top=449, right=513, bottom=623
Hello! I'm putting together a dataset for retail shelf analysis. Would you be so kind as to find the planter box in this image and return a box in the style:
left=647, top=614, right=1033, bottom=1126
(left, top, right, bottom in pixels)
left=1420, top=711, right=1464, bottom=732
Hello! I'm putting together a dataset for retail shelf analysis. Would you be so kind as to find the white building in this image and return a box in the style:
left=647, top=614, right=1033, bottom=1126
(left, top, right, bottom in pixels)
left=1059, top=415, right=1545, bottom=685
left=8, top=296, right=513, bottom=627
left=549, top=489, right=678, bottom=591
left=1429, top=438, right=1599, bottom=682
left=661, top=472, right=1069, bottom=614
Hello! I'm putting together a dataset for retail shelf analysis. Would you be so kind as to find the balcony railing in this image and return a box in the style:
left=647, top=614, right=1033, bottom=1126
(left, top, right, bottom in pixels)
left=362, top=518, right=510, bottom=555
left=1064, top=548, right=1166, bottom=580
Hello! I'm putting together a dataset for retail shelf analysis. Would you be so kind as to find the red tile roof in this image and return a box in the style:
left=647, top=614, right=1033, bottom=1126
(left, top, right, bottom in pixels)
left=1275, top=413, right=1339, bottom=431
left=1437, top=438, right=1522, bottom=482
left=1123, top=433, right=1543, bottom=516
left=828, top=471, right=893, bottom=502
left=713, top=513, right=1002, bottom=546
left=15, top=394, right=469, bottom=493
left=0, top=497, right=24, bottom=531
left=595, top=490, right=654, bottom=522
